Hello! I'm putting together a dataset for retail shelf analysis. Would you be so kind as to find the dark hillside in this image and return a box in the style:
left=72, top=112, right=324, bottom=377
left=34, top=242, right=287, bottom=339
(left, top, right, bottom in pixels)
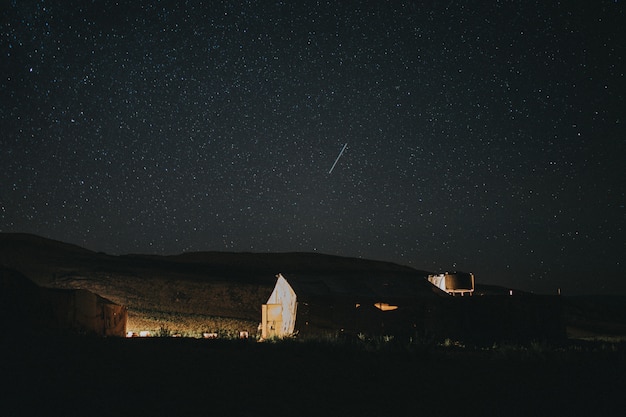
left=0, top=233, right=110, bottom=284
left=117, top=251, right=432, bottom=288
left=0, top=233, right=435, bottom=336
left=0, top=233, right=431, bottom=285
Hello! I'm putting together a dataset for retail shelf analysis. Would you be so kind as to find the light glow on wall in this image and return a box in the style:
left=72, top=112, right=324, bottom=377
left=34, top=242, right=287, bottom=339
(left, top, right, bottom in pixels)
left=261, top=274, right=297, bottom=338
left=374, top=302, right=398, bottom=311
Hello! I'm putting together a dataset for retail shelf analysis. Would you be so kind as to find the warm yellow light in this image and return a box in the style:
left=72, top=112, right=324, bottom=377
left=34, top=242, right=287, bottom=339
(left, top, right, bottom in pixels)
left=374, top=302, right=398, bottom=311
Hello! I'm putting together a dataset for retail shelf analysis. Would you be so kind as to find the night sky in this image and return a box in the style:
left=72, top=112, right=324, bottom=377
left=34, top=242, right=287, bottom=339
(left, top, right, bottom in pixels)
left=2, top=1, right=624, bottom=295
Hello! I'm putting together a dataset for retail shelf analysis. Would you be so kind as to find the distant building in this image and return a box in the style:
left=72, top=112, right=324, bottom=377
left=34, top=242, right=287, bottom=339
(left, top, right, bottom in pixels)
left=427, top=272, right=475, bottom=296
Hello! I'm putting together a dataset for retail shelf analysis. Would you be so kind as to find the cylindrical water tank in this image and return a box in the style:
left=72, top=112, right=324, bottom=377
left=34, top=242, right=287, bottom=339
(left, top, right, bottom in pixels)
left=444, top=272, right=474, bottom=291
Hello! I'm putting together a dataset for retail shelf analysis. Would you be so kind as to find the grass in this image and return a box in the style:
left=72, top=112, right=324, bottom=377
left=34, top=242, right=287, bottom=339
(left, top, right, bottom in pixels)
left=128, top=308, right=259, bottom=338
left=256, top=330, right=626, bottom=363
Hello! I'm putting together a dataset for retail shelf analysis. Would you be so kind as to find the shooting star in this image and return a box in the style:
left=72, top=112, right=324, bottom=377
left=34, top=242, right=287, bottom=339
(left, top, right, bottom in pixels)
left=328, top=143, right=348, bottom=174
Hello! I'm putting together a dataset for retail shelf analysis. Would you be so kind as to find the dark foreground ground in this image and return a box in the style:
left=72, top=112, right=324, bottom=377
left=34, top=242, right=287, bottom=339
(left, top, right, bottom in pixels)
left=2, top=335, right=625, bottom=417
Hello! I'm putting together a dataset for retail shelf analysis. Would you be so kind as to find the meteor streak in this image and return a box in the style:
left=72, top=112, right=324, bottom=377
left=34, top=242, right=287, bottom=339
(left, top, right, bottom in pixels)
left=328, top=143, right=348, bottom=174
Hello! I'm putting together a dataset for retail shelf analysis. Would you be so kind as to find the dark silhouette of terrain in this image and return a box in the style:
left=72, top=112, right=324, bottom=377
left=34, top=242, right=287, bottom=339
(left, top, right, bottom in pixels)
left=1, top=233, right=624, bottom=343
left=0, top=233, right=435, bottom=336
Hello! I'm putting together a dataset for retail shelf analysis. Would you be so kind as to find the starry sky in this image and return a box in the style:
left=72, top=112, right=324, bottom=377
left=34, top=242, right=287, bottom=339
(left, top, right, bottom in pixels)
left=2, top=1, right=624, bottom=295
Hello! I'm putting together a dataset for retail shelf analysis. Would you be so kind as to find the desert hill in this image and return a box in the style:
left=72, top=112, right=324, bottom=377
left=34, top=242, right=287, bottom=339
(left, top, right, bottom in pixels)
left=0, top=233, right=437, bottom=336
left=0, top=233, right=432, bottom=284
